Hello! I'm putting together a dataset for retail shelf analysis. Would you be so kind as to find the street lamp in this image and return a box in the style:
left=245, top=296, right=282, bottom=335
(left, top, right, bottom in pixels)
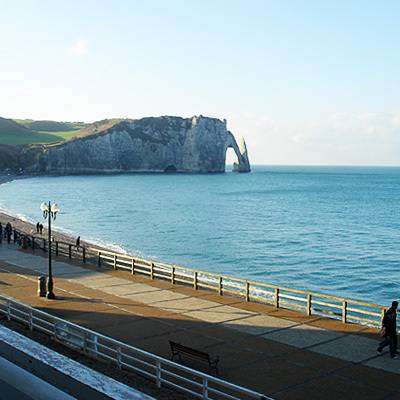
left=40, top=201, right=60, bottom=299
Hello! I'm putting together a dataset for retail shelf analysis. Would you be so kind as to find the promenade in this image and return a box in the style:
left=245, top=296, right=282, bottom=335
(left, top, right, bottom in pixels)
left=0, top=243, right=400, bottom=399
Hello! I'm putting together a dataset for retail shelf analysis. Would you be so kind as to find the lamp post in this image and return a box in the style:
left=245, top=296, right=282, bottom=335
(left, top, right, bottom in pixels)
left=40, top=201, right=60, bottom=299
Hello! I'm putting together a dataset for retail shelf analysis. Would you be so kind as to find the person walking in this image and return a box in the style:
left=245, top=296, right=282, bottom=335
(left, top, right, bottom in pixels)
left=76, top=236, right=80, bottom=248
left=377, top=301, right=399, bottom=359
left=39, top=223, right=43, bottom=235
left=36, top=222, right=40, bottom=233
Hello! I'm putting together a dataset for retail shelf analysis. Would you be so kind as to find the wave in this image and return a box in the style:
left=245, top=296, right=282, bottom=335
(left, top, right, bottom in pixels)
left=0, top=205, right=36, bottom=225
left=0, top=204, right=130, bottom=256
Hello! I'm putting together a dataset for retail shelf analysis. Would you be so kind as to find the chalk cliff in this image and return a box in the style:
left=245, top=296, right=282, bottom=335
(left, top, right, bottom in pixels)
left=21, top=116, right=251, bottom=174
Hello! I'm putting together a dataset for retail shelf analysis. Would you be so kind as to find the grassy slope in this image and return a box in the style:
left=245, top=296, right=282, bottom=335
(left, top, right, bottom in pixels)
left=37, top=130, right=81, bottom=141
left=74, top=118, right=125, bottom=139
left=0, top=117, right=85, bottom=145
left=0, top=117, right=60, bottom=145
left=1, top=117, right=125, bottom=147
left=0, top=117, right=130, bottom=171
left=15, top=119, right=87, bottom=132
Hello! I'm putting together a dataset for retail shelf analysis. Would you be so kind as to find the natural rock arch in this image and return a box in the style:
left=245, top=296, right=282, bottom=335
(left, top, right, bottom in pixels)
left=225, top=132, right=251, bottom=173
left=21, top=116, right=251, bottom=174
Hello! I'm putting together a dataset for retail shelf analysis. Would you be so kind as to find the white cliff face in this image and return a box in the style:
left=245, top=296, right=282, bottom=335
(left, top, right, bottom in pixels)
left=22, top=116, right=251, bottom=174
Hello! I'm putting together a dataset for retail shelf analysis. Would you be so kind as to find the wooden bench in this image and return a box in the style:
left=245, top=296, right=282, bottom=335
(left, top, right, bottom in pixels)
left=169, top=341, right=219, bottom=374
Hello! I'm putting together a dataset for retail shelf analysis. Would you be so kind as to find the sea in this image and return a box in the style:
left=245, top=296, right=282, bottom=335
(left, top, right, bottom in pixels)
left=0, top=166, right=399, bottom=305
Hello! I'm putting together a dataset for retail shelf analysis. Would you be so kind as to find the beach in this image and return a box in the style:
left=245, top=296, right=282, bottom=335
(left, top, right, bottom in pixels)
left=1, top=167, right=399, bottom=305
left=0, top=174, right=87, bottom=248
left=0, top=174, right=34, bottom=235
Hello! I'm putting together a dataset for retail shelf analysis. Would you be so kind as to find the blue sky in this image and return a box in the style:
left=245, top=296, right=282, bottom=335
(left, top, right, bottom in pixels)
left=1, top=0, right=399, bottom=165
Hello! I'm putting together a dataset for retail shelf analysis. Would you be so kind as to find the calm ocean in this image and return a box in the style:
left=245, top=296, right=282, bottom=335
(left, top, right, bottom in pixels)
left=0, top=166, right=399, bottom=305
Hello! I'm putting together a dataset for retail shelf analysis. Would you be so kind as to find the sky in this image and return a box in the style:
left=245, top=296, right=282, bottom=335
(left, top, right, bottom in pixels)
left=1, top=0, right=399, bottom=165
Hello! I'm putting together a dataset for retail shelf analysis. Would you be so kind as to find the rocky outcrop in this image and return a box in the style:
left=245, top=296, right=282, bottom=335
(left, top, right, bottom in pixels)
left=232, top=137, right=251, bottom=173
left=21, top=116, right=251, bottom=174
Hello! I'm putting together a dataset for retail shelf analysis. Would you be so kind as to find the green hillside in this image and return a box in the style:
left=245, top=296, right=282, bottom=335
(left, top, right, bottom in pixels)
left=74, top=118, right=125, bottom=139
left=0, top=116, right=124, bottom=171
left=0, top=117, right=127, bottom=147
left=0, top=117, right=64, bottom=145
left=16, top=119, right=87, bottom=132
left=0, top=117, right=86, bottom=145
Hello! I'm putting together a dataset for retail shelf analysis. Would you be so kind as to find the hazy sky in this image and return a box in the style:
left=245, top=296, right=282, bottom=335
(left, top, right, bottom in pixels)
left=1, top=0, right=399, bottom=165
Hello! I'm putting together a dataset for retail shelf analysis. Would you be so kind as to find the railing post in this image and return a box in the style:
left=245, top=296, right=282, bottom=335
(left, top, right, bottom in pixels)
left=156, top=360, right=161, bottom=388
left=113, top=254, right=117, bottom=270
left=117, top=346, right=122, bottom=369
left=218, top=277, right=223, bottom=295
left=151, top=263, right=155, bottom=279
left=194, top=271, right=198, bottom=290
left=93, top=335, right=98, bottom=357
left=131, top=259, right=135, bottom=275
left=306, top=294, right=312, bottom=316
left=275, top=288, right=280, bottom=308
left=82, top=247, right=86, bottom=263
left=245, top=281, right=250, bottom=302
left=68, top=244, right=72, bottom=259
left=342, top=300, right=347, bottom=323
left=98, top=252, right=102, bottom=267
left=55, top=241, right=59, bottom=256
left=171, top=267, right=175, bottom=284
left=83, top=332, right=87, bottom=353
left=202, top=377, right=209, bottom=399
left=6, top=301, right=11, bottom=321
left=29, top=309, right=33, bottom=331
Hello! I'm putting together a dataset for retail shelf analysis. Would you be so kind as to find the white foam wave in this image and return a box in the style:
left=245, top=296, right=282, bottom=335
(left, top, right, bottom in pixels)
left=51, top=224, right=129, bottom=254
left=0, top=206, right=36, bottom=225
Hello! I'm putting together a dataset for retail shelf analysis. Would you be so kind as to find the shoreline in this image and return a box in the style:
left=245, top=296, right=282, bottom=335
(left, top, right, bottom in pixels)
left=0, top=174, right=107, bottom=251
left=0, top=172, right=395, bottom=308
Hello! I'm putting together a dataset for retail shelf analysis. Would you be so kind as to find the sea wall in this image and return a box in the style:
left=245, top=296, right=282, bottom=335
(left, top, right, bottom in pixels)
left=21, top=116, right=251, bottom=174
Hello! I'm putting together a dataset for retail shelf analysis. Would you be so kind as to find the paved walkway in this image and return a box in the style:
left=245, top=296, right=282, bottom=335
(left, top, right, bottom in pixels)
left=1, top=244, right=400, bottom=399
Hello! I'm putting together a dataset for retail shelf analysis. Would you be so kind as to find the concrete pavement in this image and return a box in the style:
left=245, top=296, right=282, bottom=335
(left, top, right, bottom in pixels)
left=1, top=243, right=399, bottom=399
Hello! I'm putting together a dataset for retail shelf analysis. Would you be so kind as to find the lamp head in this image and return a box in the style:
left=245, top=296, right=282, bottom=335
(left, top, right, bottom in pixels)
left=40, top=202, right=48, bottom=218
left=51, top=203, right=60, bottom=219
left=40, top=202, right=60, bottom=219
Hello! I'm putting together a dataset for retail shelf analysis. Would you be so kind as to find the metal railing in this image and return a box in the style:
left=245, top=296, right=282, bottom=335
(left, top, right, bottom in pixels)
left=12, top=230, right=88, bottom=263
left=0, top=295, right=269, bottom=400
left=9, top=228, right=386, bottom=328
left=91, top=248, right=385, bottom=328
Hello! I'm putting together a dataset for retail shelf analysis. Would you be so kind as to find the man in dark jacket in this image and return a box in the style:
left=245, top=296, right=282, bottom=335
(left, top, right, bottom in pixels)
left=377, top=301, right=398, bottom=359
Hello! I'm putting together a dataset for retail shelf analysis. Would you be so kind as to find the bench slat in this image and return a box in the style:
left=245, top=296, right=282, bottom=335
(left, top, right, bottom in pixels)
left=169, top=341, right=219, bottom=371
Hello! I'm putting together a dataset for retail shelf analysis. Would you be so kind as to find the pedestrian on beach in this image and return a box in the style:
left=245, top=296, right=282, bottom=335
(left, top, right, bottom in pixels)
left=39, top=223, right=43, bottom=235
left=377, top=301, right=399, bottom=359
left=76, top=236, right=80, bottom=248
left=36, top=222, right=40, bottom=233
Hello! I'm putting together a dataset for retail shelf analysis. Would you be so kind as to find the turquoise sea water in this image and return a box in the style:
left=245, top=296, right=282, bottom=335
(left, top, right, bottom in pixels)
left=0, top=166, right=399, bottom=305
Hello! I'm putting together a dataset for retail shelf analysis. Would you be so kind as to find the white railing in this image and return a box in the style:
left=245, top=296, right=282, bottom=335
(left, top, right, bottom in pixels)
left=91, top=248, right=386, bottom=328
left=0, top=295, right=270, bottom=400
left=10, top=228, right=386, bottom=329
